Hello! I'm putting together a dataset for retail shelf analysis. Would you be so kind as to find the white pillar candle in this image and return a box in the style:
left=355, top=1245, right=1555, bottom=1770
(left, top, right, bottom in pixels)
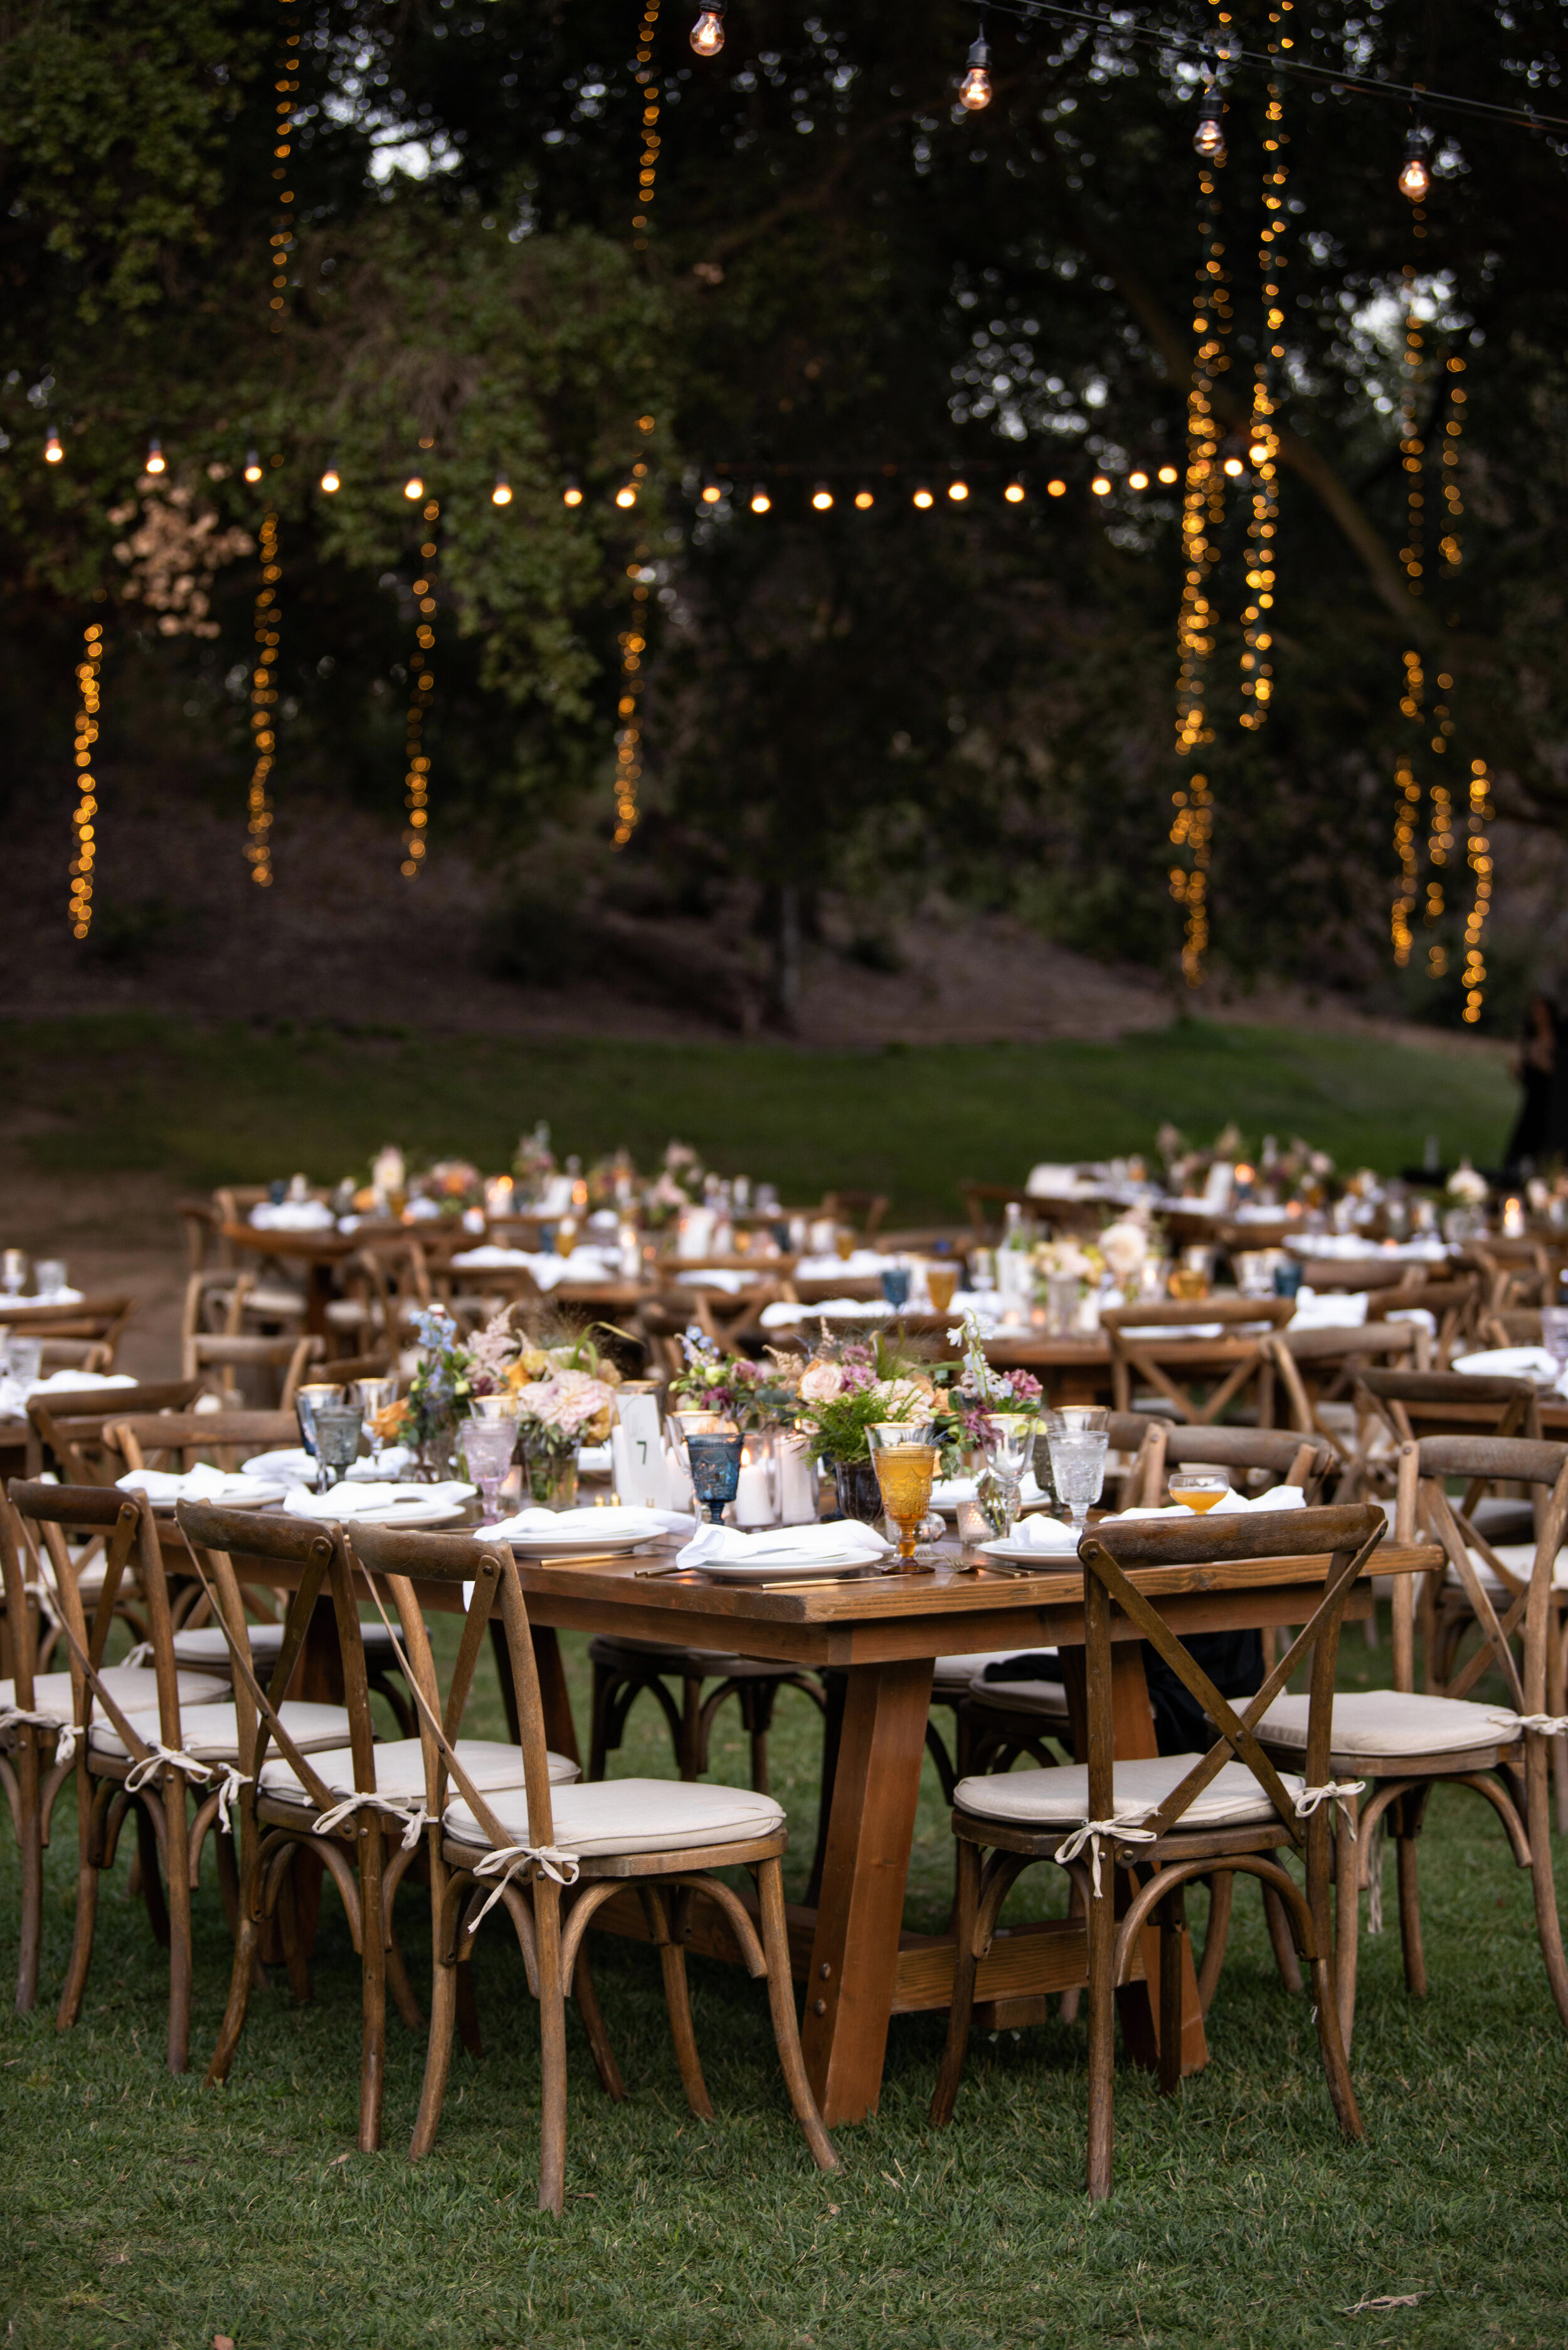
left=734, top=1460, right=773, bottom=1528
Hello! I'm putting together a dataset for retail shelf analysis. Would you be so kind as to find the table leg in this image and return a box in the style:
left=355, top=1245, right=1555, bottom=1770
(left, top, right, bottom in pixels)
left=531, top=1627, right=581, bottom=1768
left=303, top=1261, right=334, bottom=1341
left=801, top=1657, right=933, bottom=2126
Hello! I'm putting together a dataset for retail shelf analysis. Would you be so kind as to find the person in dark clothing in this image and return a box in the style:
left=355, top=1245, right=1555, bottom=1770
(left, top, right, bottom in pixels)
left=1140, top=1630, right=1263, bottom=1756
left=1507, top=993, right=1560, bottom=1172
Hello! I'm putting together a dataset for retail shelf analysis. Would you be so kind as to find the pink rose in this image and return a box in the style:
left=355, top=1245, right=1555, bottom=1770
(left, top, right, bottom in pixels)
left=799, top=1361, right=845, bottom=1403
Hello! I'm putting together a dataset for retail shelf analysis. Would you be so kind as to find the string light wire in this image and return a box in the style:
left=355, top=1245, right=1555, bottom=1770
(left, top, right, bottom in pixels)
left=401, top=499, right=440, bottom=877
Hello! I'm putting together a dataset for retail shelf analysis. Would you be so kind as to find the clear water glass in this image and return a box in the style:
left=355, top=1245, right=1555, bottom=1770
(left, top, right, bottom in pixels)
left=33, top=1259, right=67, bottom=1298
left=1047, top=1428, right=1109, bottom=1533
left=4, top=1336, right=44, bottom=1392
left=312, top=1402, right=364, bottom=1491
left=464, top=1416, right=519, bottom=1523
left=1, top=1252, right=25, bottom=1297
left=295, top=1382, right=345, bottom=1464
left=353, top=1376, right=400, bottom=1466
left=1542, top=1306, right=1568, bottom=1381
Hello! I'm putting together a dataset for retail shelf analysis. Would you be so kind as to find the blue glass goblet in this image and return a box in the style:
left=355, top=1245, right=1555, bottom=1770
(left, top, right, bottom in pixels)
left=686, top=1431, right=744, bottom=1525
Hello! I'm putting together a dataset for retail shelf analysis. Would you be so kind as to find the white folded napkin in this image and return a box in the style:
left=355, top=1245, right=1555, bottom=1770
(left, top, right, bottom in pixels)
left=477, top=1504, right=691, bottom=1542
left=1108, top=1486, right=1306, bottom=1524
left=675, top=1268, right=753, bottom=1294
left=576, top=1443, right=613, bottom=1475
left=1453, top=1346, right=1560, bottom=1386
left=282, top=1479, right=473, bottom=1520
left=1288, top=1289, right=1370, bottom=1329
left=117, top=1465, right=278, bottom=1506
left=794, top=1250, right=898, bottom=1277
left=759, top=1295, right=891, bottom=1328
left=933, top=1470, right=1044, bottom=1508
left=676, top=1518, right=891, bottom=1570
left=13, top=1286, right=86, bottom=1305
left=250, top=1200, right=336, bottom=1231
left=982, top=1514, right=1079, bottom=1555
left=450, top=1245, right=535, bottom=1268
left=24, top=1370, right=138, bottom=1398
left=1116, top=1323, right=1227, bottom=1342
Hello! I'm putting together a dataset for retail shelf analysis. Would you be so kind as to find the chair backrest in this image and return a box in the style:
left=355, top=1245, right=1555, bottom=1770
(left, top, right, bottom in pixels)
left=174, top=1500, right=378, bottom=1819
left=1118, top=1417, right=1335, bottom=1507
left=1077, top=1503, right=1385, bottom=1853
left=105, top=1410, right=299, bottom=1473
left=181, top=1269, right=253, bottom=1343
left=6, top=1480, right=176, bottom=1768
left=28, top=1379, right=206, bottom=1484
left=1481, top=1307, right=1543, bottom=1350
left=346, top=1521, right=558, bottom=1858
left=1411, top=1434, right=1568, bottom=1717
left=1291, top=1258, right=1428, bottom=1294
left=1351, top=1365, right=1540, bottom=1450
left=820, top=1190, right=889, bottom=1240
left=1264, top=1325, right=1424, bottom=1455
left=181, top=1331, right=322, bottom=1408
left=0, top=1297, right=135, bottom=1356
left=1100, top=1298, right=1294, bottom=1427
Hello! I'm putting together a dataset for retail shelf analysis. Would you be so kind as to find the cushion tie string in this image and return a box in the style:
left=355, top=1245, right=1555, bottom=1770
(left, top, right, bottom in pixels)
left=124, top=1743, right=221, bottom=1796
left=208, top=1763, right=251, bottom=1835
left=1052, top=1818, right=1157, bottom=1898
left=312, top=1793, right=432, bottom=1853
left=1513, top=1714, right=1568, bottom=1736
left=122, top=1642, right=154, bottom=1669
left=1293, top=1779, right=1367, bottom=1839
left=0, top=1706, right=75, bottom=1765
left=468, top=1842, right=581, bottom=1931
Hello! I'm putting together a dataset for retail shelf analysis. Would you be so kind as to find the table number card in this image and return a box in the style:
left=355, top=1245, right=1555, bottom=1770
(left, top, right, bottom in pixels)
left=612, top=1391, right=670, bottom=1511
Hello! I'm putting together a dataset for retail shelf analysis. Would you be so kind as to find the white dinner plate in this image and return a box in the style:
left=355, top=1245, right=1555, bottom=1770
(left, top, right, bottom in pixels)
left=144, top=1480, right=287, bottom=1513
left=243, top=1447, right=315, bottom=1481
left=696, top=1553, right=886, bottom=1585
left=328, top=1495, right=470, bottom=1529
left=975, top=1535, right=1081, bottom=1566
left=499, top=1527, right=657, bottom=1559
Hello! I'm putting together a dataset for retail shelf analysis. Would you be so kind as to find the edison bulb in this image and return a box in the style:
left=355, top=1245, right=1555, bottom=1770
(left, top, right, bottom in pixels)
left=145, top=438, right=166, bottom=475
left=812, top=485, right=834, bottom=511
left=1128, top=471, right=1148, bottom=491
left=244, top=449, right=263, bottom=484
left=1090, top=476, right=1111, bottom=496
left=750, top=487, right=771, bottom=513
left=948, top=479, right=969, bottom=501
left=1004, top=479, right=1025, bottom=502
left=1248, top=444, right=1268, bottom=465
left=913, top=486, right=934, bottom=509
left=492, top=476, right=513, bottom=506
left=690, top=8, right=724, bottom=55
left=563, top=484, right=583, bottom=506
left=854, top=488, right=874, bottom=509
left=1223, top=455, right=1244, bottom=477
left=615, top=484, right=637, bottom=508
left=958, top=33, right=991, bottom=110
left=1399, top=132, right=1431, bottom=201
left=1194, top=91, right=1226, bottom=162
left=1047, top=479, right=1066, bottom=497
left=1158, top=464, right=1179, bottom=484
left=701, top=484, right=723, bottom=504
left=404, top=474, right=424, bottom=500
left=320, top=465, right=341, bottom=493
left=44, top=428, right=63, bottom=464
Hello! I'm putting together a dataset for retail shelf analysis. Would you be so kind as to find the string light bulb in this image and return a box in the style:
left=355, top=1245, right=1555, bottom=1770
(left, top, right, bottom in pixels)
left=689, top=4, right=724, bottom=56
left=948, top=479, right=970, bottom=501
left=492, top=474, right=513, bottom=506
left=403, top=474, right=424, bottom=501
left=67, top=622, right=105, bottom=937
left=854, top=487, right=875, bottom=509
left=1223, top=455, right=1244, bottom=477
left=750, top=486, right=771, bottom=513
left=1091, top=475, right=1111, bottom=496
left=1129, top=471, right=1148, bottom=491
left=1194, top=87, right=1226, bottom=163
left=1399, top=126, right=1432, bottom=202
left=1158, top=464, right=1179, bottom=484
left=958, top=28, right=992, bottom=110
left=563, top=482, right=583, bottom=507
left=1047, top=478, right=1066, bottom=497
left=320, top=463, right=340, bottom=494
left=44, top=427, right=63, bottom=464
left=244, top=449, right=264, bottom=484
left=144, top=438, right=166, bottom=476
left=615, top=484, right=638, bottom=508
left=701, top=482, right=723, bottom=504
left=913, top=485, right=934, bottom=508
left=811, top=484, right=834, bottom=511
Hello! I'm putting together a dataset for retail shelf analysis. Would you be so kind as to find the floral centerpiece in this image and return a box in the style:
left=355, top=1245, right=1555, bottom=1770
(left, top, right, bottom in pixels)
left=669, top=1329, right=802, bottom=1430
left=790, top=1334, right=951, bottom=1522
left=469, top=1307, right=623, bottom=1508
left=945, top=1310, right=1046, bottom=1526
left=380, top=1307, right=493, bottom=1478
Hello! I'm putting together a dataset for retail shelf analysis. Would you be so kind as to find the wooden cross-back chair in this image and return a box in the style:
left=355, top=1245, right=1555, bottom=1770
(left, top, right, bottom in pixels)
left=1100, top=1297, right=1296, bottom=1427
left=1263, top=1321, right=1425, bottom=1495
left=181, top=1328, right=322, bottom=1410
left=931, top=1503, right=1384, bottom=2198
left=1399, top=1275, right=1483, bottom=1366
left=1115, top=1418, right=1336, bottom=1510
left=1479, top=1306, right=1547, bottom=1352
left=1, top=1481, right=342, bottom=2067
left=1290, top=1258, right=1429, bottom=1297
left=819, top=1189, right=889, bottom=1240
left=0, top=1296, right=135, bottom=1360
left=1469, top=1238, right=1552, bottom=1314
left=346, top=1519, right=838, bottom=2212
left=26, top=1380, right=204, bottom=1484
left=1256, top=1436, right=1568, bottom=2050
left=172, top=1503, right=573, bottom=2149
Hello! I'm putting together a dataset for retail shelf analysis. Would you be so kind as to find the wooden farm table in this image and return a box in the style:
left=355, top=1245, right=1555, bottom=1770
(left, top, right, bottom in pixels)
left=398, top=1530, right=1439, bottom=2127
left=220, top=1221, right=367, bottom=1336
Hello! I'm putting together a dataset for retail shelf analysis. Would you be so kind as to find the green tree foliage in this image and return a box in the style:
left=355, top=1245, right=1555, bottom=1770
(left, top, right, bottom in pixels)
left=2, top=0, right=1565, bottom=1006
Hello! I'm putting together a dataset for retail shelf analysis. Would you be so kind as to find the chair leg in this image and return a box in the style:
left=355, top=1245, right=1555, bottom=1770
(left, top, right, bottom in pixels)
left=571, top=1938, right=625, bottom=2102
left=1157, top=1883, right=1187, bottom=2098
left=1524, top=1748, right=1568, bottom=2034
left=679, top=1676, right=703, bottom=1781
left=411, top=1952, right=460, bottom=2162
left=358, top=1828, right=388, bottom=2153
left=1550, top=1620, right=1568, bottom=1837
left=14, top=1739, right=42, bottom=2014
left=1194, top=1871, right=1234, bottom=2018
left=56, top=1797, right=102, bottom=2033
left=162, top=1781, right=195, bottom=2075
left=274, top=1854, right=314, bottom=2005
left=135, top=1799, right=172, bottom=1950
left=588, top=1662, right=615, bottom=1783
left=1085, top=1859, right=1118, bottom=2200
left=1394, top=1799, right=1428, bottom=2000
left=930, top=1837, right=982, bottom=2127
left=755, top=1858, right=839, bottom=2171
left=1261, top=1883, right=1305, bottom=1996
left=643, top=1888, right=714, bottom=2120
left=1059, top=1870, right=1086, bottom=2024
left=1333, top=1806, right=1363, bottom=2057
left=1306, top=1944, right=1365, bottom=2142
left=206, top=1896, right=263, bottom=2088
left=534, top=1879, right=569, bottom=2216
left=455, top=1946, right=483, bottom=2056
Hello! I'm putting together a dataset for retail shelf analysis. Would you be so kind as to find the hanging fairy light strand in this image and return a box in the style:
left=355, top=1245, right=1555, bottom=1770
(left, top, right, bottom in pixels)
left=1169, top=105, right=1231, bottom=986
left=67, top=623, right=105, bottom=938
left=1239, top=34, right=1290, bottom=732
left=246, top=514, right=280, bottom=886
left=401, top=491, right=440, bottom=878
left=612, top=1, right=665, bottom=844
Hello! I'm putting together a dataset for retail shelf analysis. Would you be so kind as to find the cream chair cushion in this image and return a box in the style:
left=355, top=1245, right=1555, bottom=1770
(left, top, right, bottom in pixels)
left=966, top=1674, right=1071, bottom=1721
left=90, top=1699, right=354, bottom=1762
left=1, top=1665, right=228, bottom=1729
left=170, top=1620, right=398, bottom=1669
left=932, top=1651, right=1043, bottom=1694
left=445, top=1777, right=785, bottom=1859
left=1446, top=1543, right=1568, bottom=1595
left=258, top=1738, right=579, bottom=1805
left=1257, top=1689, right=1523, bottom=1760
left=955, top=1754, right=1303, bottom=1833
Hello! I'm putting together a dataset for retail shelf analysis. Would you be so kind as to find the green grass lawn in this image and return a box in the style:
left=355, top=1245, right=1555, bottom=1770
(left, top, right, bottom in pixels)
left=3, top=1616, right=1565, bottom=2350
left=0, top=1015, right=1514, bottom=1223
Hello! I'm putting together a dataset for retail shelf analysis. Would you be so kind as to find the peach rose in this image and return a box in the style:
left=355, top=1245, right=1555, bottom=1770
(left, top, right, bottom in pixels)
left=799, top=1361, right=845, bottom=1403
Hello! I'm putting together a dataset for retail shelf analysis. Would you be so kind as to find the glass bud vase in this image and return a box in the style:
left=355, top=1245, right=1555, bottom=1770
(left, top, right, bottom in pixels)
left=524, top=1430, right=579, bottom=1513
left=408, top=1427, right=461, bottom=1484
left=831, top=1455, right=884, bottom=1526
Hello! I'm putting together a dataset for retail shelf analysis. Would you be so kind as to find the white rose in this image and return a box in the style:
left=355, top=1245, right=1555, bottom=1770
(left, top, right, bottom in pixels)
left=799, top=1362, right=844, bottom=1403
